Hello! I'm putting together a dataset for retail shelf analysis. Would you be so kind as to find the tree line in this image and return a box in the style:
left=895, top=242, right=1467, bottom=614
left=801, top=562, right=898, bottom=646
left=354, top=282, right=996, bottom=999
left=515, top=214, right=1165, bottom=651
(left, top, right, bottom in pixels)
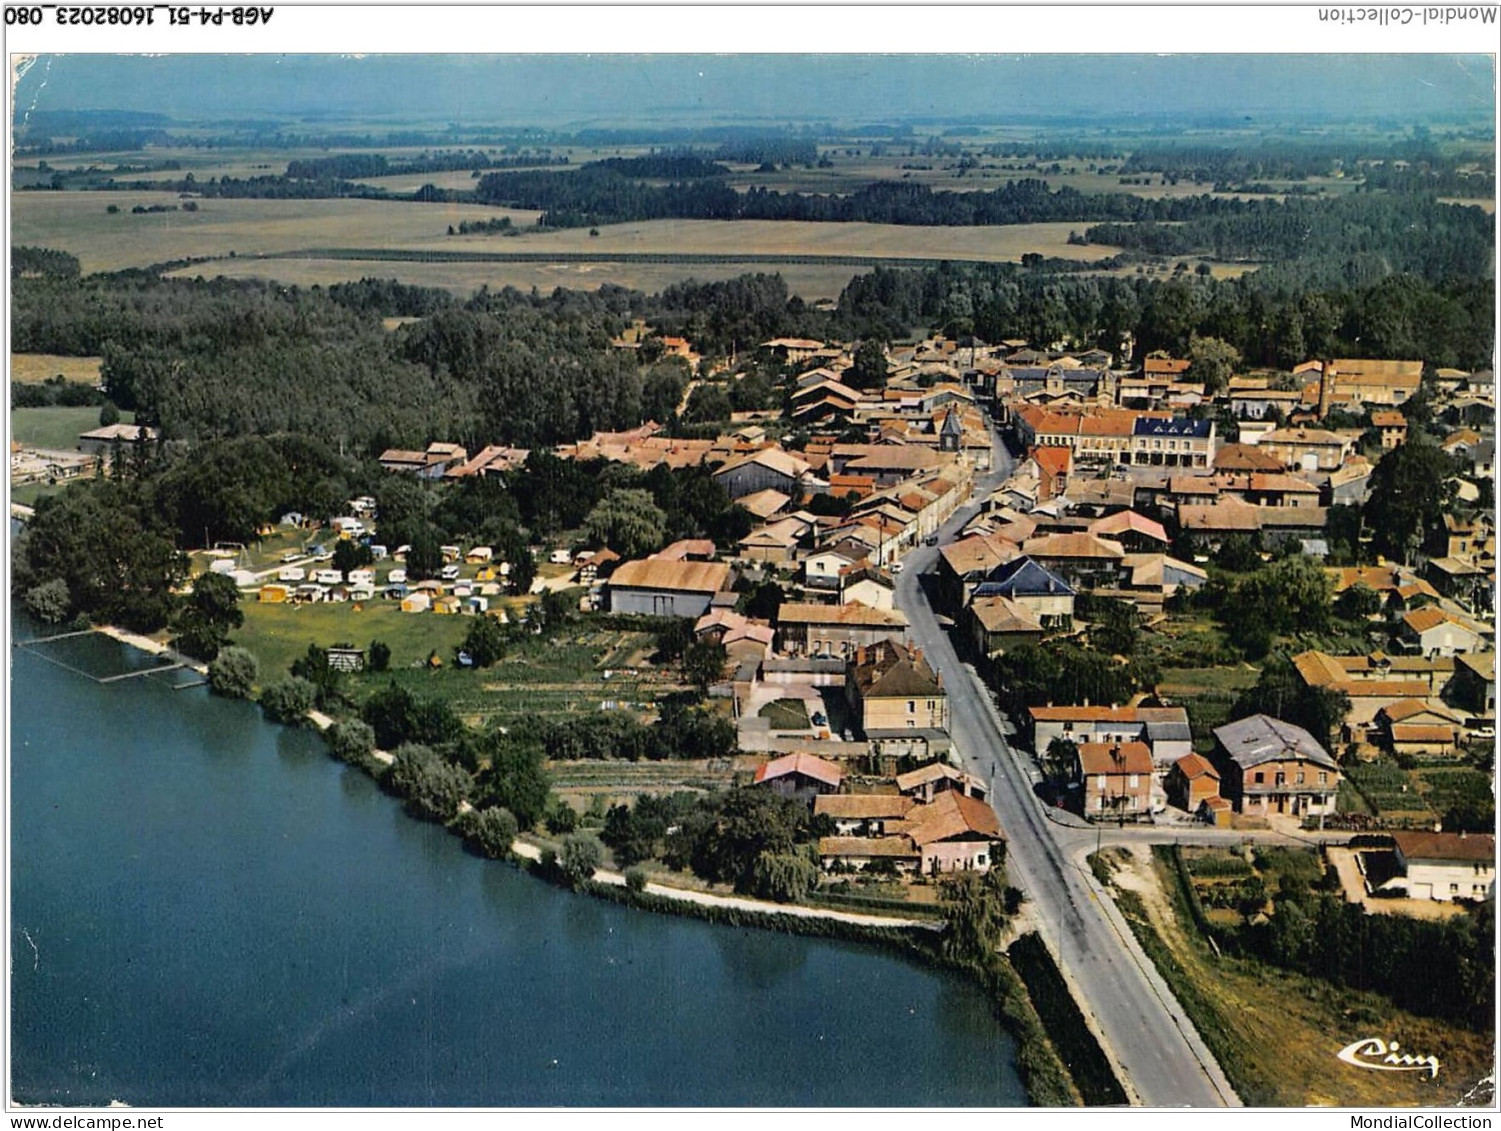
left=1084, top=194, right=1493, bottom=282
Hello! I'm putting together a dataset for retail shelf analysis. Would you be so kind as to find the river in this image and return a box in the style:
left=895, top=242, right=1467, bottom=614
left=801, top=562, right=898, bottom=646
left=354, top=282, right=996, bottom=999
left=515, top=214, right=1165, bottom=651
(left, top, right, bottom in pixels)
left=10, top=623, right=1026, bottom=1107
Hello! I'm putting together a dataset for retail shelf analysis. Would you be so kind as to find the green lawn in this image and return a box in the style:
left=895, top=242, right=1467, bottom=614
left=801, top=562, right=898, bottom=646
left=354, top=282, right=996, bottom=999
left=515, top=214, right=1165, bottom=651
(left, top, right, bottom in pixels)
left=759, top=698, right=811, bottom=730
left=234, top=598, right=473, bottom=684
left=12, top=406, right=131, bottom=452
left=9, top=480, right=67, bottom=508
left=235, top=603, right=667, bottom=728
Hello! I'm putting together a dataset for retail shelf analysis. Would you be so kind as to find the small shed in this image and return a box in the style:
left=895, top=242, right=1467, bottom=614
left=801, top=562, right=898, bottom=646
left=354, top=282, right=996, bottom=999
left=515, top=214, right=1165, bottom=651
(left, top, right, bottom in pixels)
left=327, top=647, right=366, bottom=673
left=1198, top=796, right=1233, bottom=828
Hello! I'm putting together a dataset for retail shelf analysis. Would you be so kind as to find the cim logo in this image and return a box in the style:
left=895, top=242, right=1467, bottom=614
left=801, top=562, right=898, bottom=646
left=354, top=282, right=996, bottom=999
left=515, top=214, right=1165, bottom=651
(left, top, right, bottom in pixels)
left=1337, top=1037, right=1441, bottom=1078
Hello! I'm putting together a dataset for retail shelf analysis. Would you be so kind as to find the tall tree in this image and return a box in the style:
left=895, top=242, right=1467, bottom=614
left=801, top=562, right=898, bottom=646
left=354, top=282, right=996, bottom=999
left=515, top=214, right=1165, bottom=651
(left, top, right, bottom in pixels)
left=1363, top=441, right=1455, bottom=564
left=583, top=488, right=668, bottom=560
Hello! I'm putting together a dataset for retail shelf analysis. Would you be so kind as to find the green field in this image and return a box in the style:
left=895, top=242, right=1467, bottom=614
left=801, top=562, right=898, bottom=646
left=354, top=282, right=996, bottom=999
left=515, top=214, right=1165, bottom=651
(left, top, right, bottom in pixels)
left=234, top=598, right=474, bottom=686
left=11, top=406, right=127, bottom=452
left=233, top=601, right=670, bottom=728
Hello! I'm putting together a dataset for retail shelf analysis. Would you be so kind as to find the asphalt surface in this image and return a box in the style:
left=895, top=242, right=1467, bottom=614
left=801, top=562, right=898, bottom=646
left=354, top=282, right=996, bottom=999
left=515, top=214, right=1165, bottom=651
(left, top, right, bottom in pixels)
left=892, top=434, right=1240, bottom=1108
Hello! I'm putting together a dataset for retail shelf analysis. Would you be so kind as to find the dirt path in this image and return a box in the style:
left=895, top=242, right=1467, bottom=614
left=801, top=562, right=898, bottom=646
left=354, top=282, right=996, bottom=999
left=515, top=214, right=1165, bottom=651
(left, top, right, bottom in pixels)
left=509, top=839, right=941, bottom=931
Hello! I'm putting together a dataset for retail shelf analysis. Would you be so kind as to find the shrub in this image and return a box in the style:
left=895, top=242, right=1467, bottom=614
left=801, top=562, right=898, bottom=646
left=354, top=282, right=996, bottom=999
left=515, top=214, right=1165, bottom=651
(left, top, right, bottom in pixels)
left=324, top=717, right=376, bottom=764
left=463, top=806, right=519, bottom=860
left=208, top=646, right=259, bottom=699
left=388, top=742, right=473, bottom=823
left=23, top=579, right=72, bottom=625
left=624, top=866, right=648, bottom=893
left=546, top=802, right=579, bottom=835
left=258, top=676, right=317, bottom=724
left=749, top=849, right=819, bottom=903
left=559, top=833, right=604, bottom=887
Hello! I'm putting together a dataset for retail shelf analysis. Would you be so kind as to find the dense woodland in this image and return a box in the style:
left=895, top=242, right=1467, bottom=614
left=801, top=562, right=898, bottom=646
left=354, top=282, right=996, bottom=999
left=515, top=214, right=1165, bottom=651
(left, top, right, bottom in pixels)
left=12, top=246, right=1493, bottom=456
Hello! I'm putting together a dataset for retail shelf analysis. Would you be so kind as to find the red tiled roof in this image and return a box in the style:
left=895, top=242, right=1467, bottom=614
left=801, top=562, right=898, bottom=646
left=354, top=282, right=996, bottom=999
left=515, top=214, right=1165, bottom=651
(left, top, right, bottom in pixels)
left=754, top=752, right=843, bottom=789
left=1076, top=741, right=1154, bottom=776
left=1173, top=753, right=1220, bottom=781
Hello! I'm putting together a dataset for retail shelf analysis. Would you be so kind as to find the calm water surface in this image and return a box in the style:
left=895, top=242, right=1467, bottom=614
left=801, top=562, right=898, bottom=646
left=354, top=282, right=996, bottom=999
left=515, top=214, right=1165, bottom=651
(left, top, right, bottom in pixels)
left=10, top=627, right=1025, bottom=1107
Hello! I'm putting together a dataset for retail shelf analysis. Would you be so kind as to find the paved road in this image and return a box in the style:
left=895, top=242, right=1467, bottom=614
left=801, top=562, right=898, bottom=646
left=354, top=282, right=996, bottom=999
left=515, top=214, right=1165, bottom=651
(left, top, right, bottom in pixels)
left=893, top=432, right=1239, bottom=1108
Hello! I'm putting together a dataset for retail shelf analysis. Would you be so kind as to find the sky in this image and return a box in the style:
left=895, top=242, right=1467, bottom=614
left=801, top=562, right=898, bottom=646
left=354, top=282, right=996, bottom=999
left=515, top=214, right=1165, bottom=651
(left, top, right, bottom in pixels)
left=12, top=54, right=1497, bottom=130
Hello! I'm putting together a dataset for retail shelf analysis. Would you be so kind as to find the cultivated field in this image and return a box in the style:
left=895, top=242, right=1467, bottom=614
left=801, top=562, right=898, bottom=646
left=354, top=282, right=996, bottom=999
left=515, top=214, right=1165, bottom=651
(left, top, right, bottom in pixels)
left=12, top=191, right=542, bottom=274
left=10, top=353, right=103, bottom=385
left=179, top=256, right=878, bottom=302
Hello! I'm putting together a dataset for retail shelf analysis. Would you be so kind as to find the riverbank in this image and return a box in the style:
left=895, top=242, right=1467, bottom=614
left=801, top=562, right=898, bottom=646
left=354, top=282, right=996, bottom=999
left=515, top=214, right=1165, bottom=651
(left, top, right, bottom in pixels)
left=94, top=625, right=209, bottom=676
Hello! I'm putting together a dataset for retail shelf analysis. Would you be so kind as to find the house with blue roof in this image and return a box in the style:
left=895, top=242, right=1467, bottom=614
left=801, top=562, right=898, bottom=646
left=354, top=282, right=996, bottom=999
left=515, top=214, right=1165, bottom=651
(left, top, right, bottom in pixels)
left=970, top=556, right=1076, bottom=630
left=1128, top=416, right=1215, bottom=469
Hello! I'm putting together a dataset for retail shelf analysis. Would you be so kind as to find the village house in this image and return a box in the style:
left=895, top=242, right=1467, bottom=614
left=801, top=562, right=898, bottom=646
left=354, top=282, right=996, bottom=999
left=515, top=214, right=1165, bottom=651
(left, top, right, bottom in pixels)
left=814, top=793, right=916, bottom=837
left=846, top=641, right=948, bottom=737
left=76, top=422, right=159, bottom=458
left=1381, top=831, right=1496, bottom=903
left=934, top=532, right=1023, bottom=613
left=904, top=790, right=1006, bottom=875
left=838, top=561, right=896, bottom=611
left=1014, top=445, right=1073, bottom=502
left=1027, top=704, right=1192, bottom=768
left=966, top=596, right=1044, bottom=658
left=1370, top=411, right=1409, bottom=450
left=969, top=556, right=1076, bottom=630
left=1292, top=649, right=1443, bottom=742
left=1211, top=714, right=1340, bottom=818
left=1165, top=753, right=1223, bottom=815
left=712, top=447, right=816, bottom=499
left=1374, top=698, right=1467, bottom=759
left=1019, top=531, right=1127, bottom=592
left=1450, top=651, right=1496, bottom=720
left=801, top=546, right=859, bottom=593
left=1086, top=510, right=1171, bottom=553
left=1259, top=427, right=1352, bottom=472
left=1073, top=741, right=1154, bottom=821
left=1297, top=358, right=1423, bottom=410
left=776, top=601, right=910, bottom=658
left=1128, top=417, right=1215, bottom=469
left=737, top=517, right=808, bottom=565
left=815, top=790, right=1004, bottom=876
left=693, top=609, right=775, bottom=664
left=895, top=761, right=988, bottom=803
left=753, top=752, right=843, bottom=804
left=606, top=558, right=731, bottom=618
left=1212, top=442, right=1287, bottom=473
left=1400, top=606, right=1489, bottom=658
left=378, top=441, right=468, bottom=478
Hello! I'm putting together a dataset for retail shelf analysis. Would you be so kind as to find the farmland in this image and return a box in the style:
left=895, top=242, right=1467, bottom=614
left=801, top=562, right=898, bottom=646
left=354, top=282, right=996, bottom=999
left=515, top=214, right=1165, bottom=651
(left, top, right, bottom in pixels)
left=10, top=353, right=103, bottom=385
left=17, top=185, right=1126, bottom=299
